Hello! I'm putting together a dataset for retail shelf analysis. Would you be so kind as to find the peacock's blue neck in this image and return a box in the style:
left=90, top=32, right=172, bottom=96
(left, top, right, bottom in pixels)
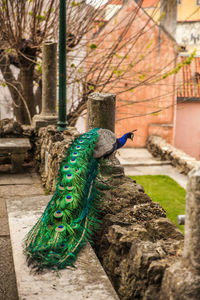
left=117, top=133, right=129, bottom=149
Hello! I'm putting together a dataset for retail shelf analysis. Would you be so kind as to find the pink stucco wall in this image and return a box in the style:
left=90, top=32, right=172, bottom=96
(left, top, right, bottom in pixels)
left=89, top=0, right=177, bottom=147
left=175, top=102, right=200, bottom=160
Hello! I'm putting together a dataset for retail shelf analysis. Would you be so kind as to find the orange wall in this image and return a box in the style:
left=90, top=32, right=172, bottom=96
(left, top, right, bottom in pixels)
left=177, top=0, right=200, bottom=21
left=175, top=102, right=200, bottom=160
left=143, top=0, right=200, bottom=22
left=90, top=0, right=177, bottom=147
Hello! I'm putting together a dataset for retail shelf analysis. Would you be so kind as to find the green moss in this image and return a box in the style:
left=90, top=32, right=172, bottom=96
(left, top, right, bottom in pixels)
left=130, top=175, right=186, bottom=232
left=44, top=188, right=50, bottom=195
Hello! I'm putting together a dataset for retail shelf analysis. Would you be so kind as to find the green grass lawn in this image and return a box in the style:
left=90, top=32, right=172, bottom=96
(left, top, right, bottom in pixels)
left=130, top=175, right=186, bottom=232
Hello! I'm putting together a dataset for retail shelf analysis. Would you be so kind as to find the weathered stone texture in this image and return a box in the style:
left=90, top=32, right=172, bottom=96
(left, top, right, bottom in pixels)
left=0, top=119, right=23, bottom=137
left=0, top=121, right=186, bottom=299
left=184, top=167, right=200, bottom=272
left=87, top=93, right=116, bottom=132
left=147, top=135, right=198, bottom=174
left=158, top=166, right=200, bottom=300
left=94, top=157, right=184, bottom=300
left=34, top=132, right=185, bottom=300
left=34, top=125, right=79, bottom=191
left=160, top=261, right=200, bottom=300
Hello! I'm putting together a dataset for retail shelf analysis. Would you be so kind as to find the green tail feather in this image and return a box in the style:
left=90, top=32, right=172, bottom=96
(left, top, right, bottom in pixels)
left=24, top=128, right=102, bottom=270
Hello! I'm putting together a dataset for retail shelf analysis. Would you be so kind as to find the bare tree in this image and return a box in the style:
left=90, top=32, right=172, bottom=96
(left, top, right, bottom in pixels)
left=66, top=0, right=196, bottom=129
left=0, top=0, right=194, bottom=126
left=0, top=0, right=104, bottom=124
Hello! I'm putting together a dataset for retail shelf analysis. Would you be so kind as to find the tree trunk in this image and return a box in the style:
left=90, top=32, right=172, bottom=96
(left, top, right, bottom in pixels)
left=14, top=64, right=35, bottom=124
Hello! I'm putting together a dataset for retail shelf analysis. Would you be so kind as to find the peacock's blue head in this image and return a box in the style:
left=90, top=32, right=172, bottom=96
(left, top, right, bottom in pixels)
left=126, top=129, right=137, bottom=141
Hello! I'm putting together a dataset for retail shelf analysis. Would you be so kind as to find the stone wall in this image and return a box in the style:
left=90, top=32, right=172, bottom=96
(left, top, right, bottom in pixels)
left=0, top=119, right=35, bottom=165
left=0, top=120, right=186, bottom=299
left=34, top=125, right=79, bottom=192
left=147, top=135, right=199, bottom=174
left=95, top=158, right=184, bottom=300
left=33, top=125, right=184, bottom=299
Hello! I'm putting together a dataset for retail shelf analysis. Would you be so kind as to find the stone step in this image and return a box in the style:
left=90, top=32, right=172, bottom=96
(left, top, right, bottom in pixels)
left=7, top=195, right=119, bottom=300
left=119, top=160, right=171, bottom=167
left=116, top=148, right=171, bottom=167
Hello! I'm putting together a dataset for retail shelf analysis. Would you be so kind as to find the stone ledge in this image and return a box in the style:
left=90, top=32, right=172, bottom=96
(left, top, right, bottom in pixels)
left=7, top=195, right=119, bottom=300
left=147, top=135, right=199, bottom=174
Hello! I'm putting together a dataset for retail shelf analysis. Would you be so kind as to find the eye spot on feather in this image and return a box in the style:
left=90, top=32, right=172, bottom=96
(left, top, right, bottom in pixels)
left=54, top=210, right=63, bottom=218
left=66, top=173, right=72, bottom=179
left=72, top=152, right=78, bottom=157
left=79, top=140, right=84, bottom=143
left=70, top=158, right=76, bottom=164
left=67, top=185, right=74, bottom=191
left=55, top=225, right=66, bottom=232
left=65, top=195, right=73, bottom=203
left=75, top=168, right=80, bottom=173
left=48, top=222, right=54, bottom=229
left=72, top=224, right=78, bottom=229
left=76, top=145, right=81, bottom=150
left=63, top=165, right=70, bottom=171
left=59, top=184, right=64, bottom=191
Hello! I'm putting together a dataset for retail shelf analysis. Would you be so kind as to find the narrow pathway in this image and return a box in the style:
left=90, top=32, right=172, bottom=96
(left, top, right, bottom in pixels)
left=116, top=148, right=188, bottom=189
left=0, top=171, right=43, bottom=300
left=1, top=170, right=119, bottom=300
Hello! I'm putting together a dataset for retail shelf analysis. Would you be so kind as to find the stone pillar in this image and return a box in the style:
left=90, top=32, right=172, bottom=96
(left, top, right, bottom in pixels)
left=160, top=166, right=200, bottom=300
left=87, top=92, right=116, bottom=132
left=32, top=41, right=58, bottom=129
left=184, top=167, right=200, bottom=271
left=160, top=0, right=177, bottom=39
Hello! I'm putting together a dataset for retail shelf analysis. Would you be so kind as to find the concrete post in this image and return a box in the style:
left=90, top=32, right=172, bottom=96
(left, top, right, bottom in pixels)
left=160, top=166, right=200, bottom=300
left=41, top=41, right=57, bottom=116
left=184, top=167, right=200, bottom=271
left=87, top=92, right=116, bottom=132
left=32, top=41, right=58, bottom=129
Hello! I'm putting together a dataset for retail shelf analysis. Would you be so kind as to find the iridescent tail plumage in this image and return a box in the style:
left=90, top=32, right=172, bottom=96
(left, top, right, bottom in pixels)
left=25, top=128, right=102, bottom=270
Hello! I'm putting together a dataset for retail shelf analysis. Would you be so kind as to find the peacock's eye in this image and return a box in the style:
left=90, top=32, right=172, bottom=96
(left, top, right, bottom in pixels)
left=67, top=185, right=74, bottom=191
left=55, top=225, right=66, bottom=232
left=54, top=210, right=63, bottom=218
left=59, top=184, right=64, bottom=191
left=63, top=165, right=69, bottom=171
left=65, top=195, right=73, bottom=203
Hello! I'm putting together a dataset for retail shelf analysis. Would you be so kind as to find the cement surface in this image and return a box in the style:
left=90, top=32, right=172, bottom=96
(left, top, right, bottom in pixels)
left=0, top=172, right=41, bottom=185
left=0, top=138, right=31, bottom=152
left=117, top=148, right=188, bottom=189
left=0, top=236, right=19, bottom=300
left=7, top=195, right=119, bottom=300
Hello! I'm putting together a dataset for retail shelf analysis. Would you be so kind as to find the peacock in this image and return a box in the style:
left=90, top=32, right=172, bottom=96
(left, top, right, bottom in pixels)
left=24, top=128, right=136, bottom=270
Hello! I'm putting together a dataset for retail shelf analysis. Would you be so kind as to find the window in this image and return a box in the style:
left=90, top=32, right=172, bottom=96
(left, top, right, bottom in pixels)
left=197, top=0, right=200, bottom=5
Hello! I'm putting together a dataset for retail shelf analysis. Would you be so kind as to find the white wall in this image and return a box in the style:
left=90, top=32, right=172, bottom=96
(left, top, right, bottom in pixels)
left=176, top=22, right=200, bottom=46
